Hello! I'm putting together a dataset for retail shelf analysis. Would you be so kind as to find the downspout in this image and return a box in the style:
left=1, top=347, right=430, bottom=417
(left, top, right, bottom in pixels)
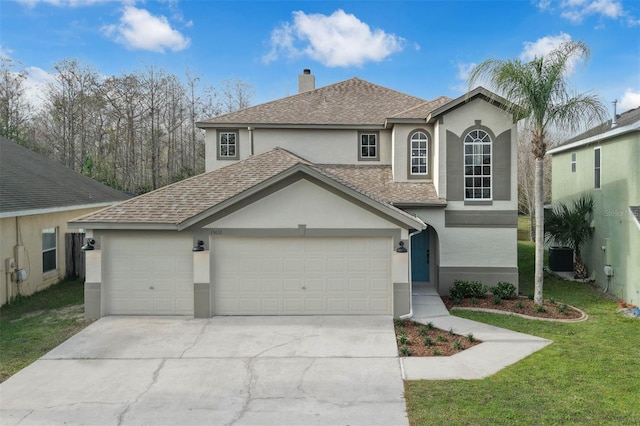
left=399, top=227, right=426, bottom=320
left=248, top=127, right=254, bottom=156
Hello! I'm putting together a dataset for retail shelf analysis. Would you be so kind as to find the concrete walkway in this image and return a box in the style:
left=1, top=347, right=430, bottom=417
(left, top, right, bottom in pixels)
left=401, top=283, right=553, bottom=380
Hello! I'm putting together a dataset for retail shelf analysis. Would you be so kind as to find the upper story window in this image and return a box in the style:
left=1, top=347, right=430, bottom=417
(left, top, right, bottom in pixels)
left=464, top=129, right=492, bottom=200
left=359, top=131, right=379, bottom=161
left=594, top=147, right=601, bottom=189
left=409, top=131, right=429, bottom=176
left=42, top=227, right=57, bottom=273
left=571, top=152, right=577, bottom=173
left=217, top=130, right=239, bottom=160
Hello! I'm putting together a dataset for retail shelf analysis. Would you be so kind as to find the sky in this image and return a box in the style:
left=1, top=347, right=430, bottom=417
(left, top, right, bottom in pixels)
left=1, top=0, right=639, bottom=116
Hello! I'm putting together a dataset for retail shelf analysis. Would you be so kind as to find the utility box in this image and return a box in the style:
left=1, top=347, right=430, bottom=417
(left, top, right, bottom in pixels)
left=549, top=247, right=574, bottom=272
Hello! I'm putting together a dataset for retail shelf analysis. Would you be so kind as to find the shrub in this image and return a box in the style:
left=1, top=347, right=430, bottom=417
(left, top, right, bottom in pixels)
left=491, top=282, right=516, bottom=300
left=418, top=326, right=428, bottom=336
left=423, top=336, right=433, bottom=346
left=450, top=280, right=488, bottom=299
left=399, top=345, right=411, bottom=356
left=493, top=295, right=502, bottom=305
left=454, top=340, right=464, bottom=350
left=398, top=334, right=410, bottom=345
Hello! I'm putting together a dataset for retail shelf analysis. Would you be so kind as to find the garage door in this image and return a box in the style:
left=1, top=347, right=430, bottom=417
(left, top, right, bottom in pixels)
left=213, top=237, right=392, bottom=315
left=105, top=234, right=193, bottom=315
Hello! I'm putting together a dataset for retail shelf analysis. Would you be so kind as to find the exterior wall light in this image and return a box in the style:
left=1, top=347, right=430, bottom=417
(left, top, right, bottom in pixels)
left=81, top=238, right=95, bottom=251
left=193, top=240, right=205, bottom=252
left=396, top=241, right=408, bottom=253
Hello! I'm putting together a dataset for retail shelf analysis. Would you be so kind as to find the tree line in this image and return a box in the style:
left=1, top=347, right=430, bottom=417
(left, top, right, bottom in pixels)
left=1, top=58, right=253, bottom=194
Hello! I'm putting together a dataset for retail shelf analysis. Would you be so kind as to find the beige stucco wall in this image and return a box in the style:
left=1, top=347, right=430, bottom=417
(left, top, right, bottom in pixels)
left=207, top=179, right=402, bottom=230
left=551, top=133, right=640, bottom=304
left=205, top=128, right=393, bottom=172
left=0, top=207, right=104, bottom=305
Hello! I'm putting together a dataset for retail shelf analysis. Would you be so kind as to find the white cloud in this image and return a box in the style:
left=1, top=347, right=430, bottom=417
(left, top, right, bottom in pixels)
left=520, top=33, right=584, bottom=75
left=22, top=66, right=56, bottom=112
left=539, top=0, right=633, bottom=25
left=619, top=88, right=640, bottom=112
left=102, top=5, right=190, bottom=53
left=264, top=9, right=405, bottom=67
left=456, top=62, right=477, bottom=82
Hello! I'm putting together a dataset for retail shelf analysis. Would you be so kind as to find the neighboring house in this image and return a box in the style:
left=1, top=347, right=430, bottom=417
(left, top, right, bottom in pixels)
left=548, top=106, right=640, bottom=305
left=71, top=70, right=519, bottom=319
left=0, top=136, right=130, bottom=306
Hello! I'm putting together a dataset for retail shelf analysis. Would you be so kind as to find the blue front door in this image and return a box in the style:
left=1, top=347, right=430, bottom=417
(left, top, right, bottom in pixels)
left=411, top=231, right=430, bottom=281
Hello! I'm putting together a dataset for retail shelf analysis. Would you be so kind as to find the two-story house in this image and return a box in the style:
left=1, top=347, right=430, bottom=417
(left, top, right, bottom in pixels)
left=71, top=70, right=519, bottom=319
left=548, top=105, right=640, bottom=305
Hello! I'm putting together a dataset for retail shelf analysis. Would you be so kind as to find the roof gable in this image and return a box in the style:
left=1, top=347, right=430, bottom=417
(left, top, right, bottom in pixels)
left=71, top=148, right=432, bottom=230
left=0, top=136, right=130, bottom=216
left=196, top=78, right=435, bottom=127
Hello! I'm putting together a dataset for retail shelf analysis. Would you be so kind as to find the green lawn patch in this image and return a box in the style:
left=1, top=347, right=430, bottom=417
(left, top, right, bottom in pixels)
left=405, top=241, right=640, bottom=425
left=0, top=279, right=92, bottom=383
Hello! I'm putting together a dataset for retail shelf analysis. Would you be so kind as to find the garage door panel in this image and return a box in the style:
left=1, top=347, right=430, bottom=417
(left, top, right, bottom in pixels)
left=106, top=235, right=193, bottom=316
left=213, top=237, right=392, bottom=315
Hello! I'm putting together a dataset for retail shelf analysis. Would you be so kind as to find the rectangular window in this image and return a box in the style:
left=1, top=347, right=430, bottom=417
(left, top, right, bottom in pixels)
left=358, top=132, right=379, bottom=160
left=42, top=227, right=57, bottom=273
left=594, top=147, right=601, bottom=189
left=217, top=130, right=239, bottom=160
left=571, top=152, right=576, bottom=173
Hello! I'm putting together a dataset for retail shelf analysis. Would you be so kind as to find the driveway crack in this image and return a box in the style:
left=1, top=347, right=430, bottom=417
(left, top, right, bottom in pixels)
left=227, top=358, right=255, bottom=426
left=180, top=320, right=208, bottom=358
left=117, top=359, right=165, bottom=426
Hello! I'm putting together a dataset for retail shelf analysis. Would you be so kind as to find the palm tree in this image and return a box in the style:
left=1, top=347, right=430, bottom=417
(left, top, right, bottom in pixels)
left=468, top=41, right=606, bottom=305
left=545, top=195, right=594, bottom=279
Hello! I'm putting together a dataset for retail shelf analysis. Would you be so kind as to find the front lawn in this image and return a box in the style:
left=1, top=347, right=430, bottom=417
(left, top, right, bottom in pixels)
left=405, top=241, right=640, bottom=425
left=0, top=279, right=92, bottom=383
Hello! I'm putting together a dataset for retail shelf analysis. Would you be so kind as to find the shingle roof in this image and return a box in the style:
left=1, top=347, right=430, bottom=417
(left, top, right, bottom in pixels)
left=553, top=106, right=640, bottom=149
left=197, top=78, right=441, bottom=127
left=71, top=148, right=441, bottom=228
left=0, top=136, right=130, bottom=216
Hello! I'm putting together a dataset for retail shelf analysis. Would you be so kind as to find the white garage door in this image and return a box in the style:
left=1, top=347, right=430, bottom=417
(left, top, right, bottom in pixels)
left=213, top=237, right=392, bottom=315
left=105, top=234, right=193, bottom=315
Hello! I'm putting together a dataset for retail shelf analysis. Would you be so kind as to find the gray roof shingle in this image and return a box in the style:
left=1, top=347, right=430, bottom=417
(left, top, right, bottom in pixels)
left=71, top=148, right=441, bottom=228
left=197, top=78, right=444, bottom=127
left=553, top=106, right=640, bottom=149
left=0, top=136, right=130, bottom=215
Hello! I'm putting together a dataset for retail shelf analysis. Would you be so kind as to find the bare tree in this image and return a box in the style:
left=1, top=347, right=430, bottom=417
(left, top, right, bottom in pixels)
left=0, top=58, right=33, bottom=144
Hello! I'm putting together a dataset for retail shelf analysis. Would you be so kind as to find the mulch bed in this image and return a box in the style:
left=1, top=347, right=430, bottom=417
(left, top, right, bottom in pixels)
left=394, top=319, right=482, bottom=357
left=442, top=296, right=584, bottom=320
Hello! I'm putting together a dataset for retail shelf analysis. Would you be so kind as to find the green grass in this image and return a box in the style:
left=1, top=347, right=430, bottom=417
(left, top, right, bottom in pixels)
left=405, top=241, right=640, bottom=426
left=517, top=215, right=531, bottom=241
left=0, top=279, right=92, bottom=383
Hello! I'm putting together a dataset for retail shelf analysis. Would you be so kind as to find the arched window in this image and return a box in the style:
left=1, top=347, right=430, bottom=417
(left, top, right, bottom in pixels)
left=410, top=131, right=429, bottom=176
left=464, top=129, right=492, bottom=199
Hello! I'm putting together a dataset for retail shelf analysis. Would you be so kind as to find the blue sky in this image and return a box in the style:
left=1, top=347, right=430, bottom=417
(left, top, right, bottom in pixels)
left=2, top=0, right=639, bottom=114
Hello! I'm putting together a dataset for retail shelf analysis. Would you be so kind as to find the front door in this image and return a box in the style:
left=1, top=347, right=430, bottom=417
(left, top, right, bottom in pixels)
left=411, top=231, right=430, bottom=282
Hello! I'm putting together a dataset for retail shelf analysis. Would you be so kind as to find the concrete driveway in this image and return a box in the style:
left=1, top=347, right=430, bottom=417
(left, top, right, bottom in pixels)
left=0, top=316, right=408, bottom=426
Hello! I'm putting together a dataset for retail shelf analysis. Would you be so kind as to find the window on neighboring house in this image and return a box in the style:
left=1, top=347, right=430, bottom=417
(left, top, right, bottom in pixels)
left=409, top=131, right=429, bottom=176
left=571, top=152, right=577, bottom=173
left=594, top=147, right=601, bottom=189
left=464, top=129, right=492, bottom=200
left=359, top=132, right=379, bottom=160
left=217, top=130, right=239, bottom=160
left=42, top=227, right=57, bottom=273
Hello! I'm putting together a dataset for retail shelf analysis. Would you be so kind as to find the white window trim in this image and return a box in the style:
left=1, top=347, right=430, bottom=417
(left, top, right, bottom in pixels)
left=463, top=129, right=492, bottom=201
left=409, top=131, right=429, bottom=176
left=42, top=227, right=57, bottom=273
left=594, top=147, right=601, bottom=189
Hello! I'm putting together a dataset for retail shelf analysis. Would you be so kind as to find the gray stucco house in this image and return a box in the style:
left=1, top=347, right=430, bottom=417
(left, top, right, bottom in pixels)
left=71, top=71, right=519, bottom=319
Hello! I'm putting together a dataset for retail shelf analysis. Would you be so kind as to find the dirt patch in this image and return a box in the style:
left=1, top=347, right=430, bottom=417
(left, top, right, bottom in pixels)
left=394, top=319, right=482, bottom=357
left=443, top=296, right=585, bottom=321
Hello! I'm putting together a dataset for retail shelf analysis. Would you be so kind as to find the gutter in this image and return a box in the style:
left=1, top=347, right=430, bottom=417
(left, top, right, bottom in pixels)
left=547, top=120, right=640, bottom=155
